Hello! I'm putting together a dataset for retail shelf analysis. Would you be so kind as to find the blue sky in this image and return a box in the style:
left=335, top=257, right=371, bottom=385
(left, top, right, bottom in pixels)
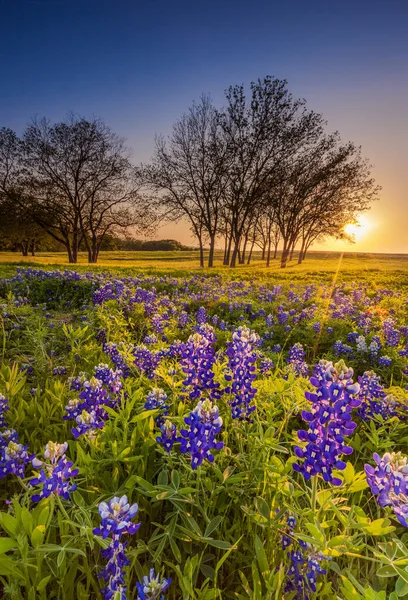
left=1, top=0, right=407, bottom=250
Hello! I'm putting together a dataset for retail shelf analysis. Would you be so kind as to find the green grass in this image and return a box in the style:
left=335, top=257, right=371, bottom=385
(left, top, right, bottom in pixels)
left=1, top=249, right=408, bottom=285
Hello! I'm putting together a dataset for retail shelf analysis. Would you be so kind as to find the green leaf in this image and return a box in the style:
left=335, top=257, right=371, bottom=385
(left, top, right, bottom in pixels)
left=365, top=518, right=395, bottom=536
left=31, top=525, right=46, bottom=548
left=36, top=575, right=51, bottom=591
left=204, top=516, right=223, bottom=538
left=201, top=537, right=232, bottom=549
left=0, top=513, right=18, bottom=537
left=396, top=576, right=408, bottom=597
left=254, top=535, right=269, bottom=575
left=0, top=538, right=17, bottom=553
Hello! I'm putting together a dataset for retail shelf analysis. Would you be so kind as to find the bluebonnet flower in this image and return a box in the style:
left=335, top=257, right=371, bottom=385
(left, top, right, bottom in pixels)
left=293, top=360, right=360, bottom=486
left=136, top=569, right=171, bottom=600
left=180, top=325, right=221, bottom=401
left=225, top=326, right=259, bottom=420
left=369, top=339, right=381, bottom=359
left=365, top=452, right=408, bottom=526
left=347, top=331, right=359, bottom=344
left=94, top=496, right=140, bottom=600
left=0, top=394, right=8, bottom=427
left=272, top=344, right=282, bottom=353
left=326, top=327, right=333, bottom=334
left=177, top=311, right=189, bottom=329
left=156, top=420, right=178, bottom=452
left=259, top=358, right=275, bottom=375
left=132, top=345, right=161, bottom=379
left=356, top=371, right=397, bottom=421
left=196, top=306, right=207, bottom=325
left=266, top=314, right=274, bottom=328
left=144, top=388, right=169, bottom=427
left=282, top=515, right=327, bottom=598
left=312, top=322, right=321, bottom=332
left=356, top=336, right=367, bottom=353
left=103, top=343, right=131, bottom=377
left=287, top=343, right=309, bottom=378
left=98, top=541, right=129, bottom=600
left=0, top=437, right=32, bottom=479
left=179, top=399, right=224, bottom=469
left=52, top=366, right=67, bottom=376
left=379, top=355, right=392, bottom=367
left=93, top=496, right=140, bottom=543
left=30, top=441, right=78, bottom=502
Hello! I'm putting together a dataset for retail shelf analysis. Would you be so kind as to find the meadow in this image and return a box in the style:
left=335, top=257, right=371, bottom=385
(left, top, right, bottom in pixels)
left=0, top=252, right=408, bottom=600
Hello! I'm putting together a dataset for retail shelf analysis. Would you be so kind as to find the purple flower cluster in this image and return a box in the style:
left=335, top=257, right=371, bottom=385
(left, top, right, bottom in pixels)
left=30, top=441, right=78, bottom=502
left=65, top=365, right=123, bottom=438
left=179, top=399, right=224, bottom=469
left=282, top=516, right=327, bottom=599
left=356, top=371, right=397, bottom=421
left=287, top=343, right=309, bottom=378
left=180, top=325, right=221, bottom=401
left=0, top=394, right=8, bottom=427
left=365, top=452, right=408, bottom=526
left=93, top=496, right=140, bottom=599
left=144, top=388, right=169, bottom=427
left=225, top=326, right=259, bottom=420
left=136, top=569, right=171, bottom=600
left=293, top=360, right=360, bottom=486
left=0, top=395, right=32, bottom=479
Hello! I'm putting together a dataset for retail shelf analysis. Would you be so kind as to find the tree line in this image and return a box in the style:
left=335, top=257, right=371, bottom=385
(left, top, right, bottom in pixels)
left=0, top=77, right=380, bottom=267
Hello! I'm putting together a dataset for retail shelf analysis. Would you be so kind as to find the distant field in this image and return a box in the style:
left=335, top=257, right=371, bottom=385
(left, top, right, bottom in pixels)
left=0, top=250, right=407, bottom=285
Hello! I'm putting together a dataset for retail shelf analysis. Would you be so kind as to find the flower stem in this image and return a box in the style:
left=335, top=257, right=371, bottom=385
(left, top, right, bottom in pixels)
left=311, top=476, right=318, bottom=516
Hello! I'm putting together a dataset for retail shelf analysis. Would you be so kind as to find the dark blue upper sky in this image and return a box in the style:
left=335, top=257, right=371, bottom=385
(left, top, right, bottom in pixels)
left=1, top=0, right=407, bottom=250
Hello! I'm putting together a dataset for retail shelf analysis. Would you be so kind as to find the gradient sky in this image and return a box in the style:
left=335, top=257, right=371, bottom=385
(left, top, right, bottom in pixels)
left=1, top=0, right=407, bottom=252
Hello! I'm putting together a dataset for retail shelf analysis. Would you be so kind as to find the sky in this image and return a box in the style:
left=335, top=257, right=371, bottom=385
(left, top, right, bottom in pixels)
left=0, top=0, right=407, bottom=253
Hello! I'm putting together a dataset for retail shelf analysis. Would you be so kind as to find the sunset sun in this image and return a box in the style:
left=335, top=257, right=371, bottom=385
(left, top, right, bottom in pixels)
left=344, top=215, right=373, bottom=241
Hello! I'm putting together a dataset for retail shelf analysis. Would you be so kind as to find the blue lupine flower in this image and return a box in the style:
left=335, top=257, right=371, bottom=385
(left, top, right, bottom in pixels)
left=281, top=515, right=327, bottom=598
left=93, top=496, right=140, bottom=542
left=225, top=326, right=259, bottom=420
left=356, top=371, right=397, bottom=420
left=156, top=420, right=178, bottom=452
left=379, top=355, right=392, bottom=367
left=0, top=394, right=9, bottom=427
left=144, top=388, right=169, bottom=427
left=30, top=441, right=78, bottom=502
left=0, top=438, right=32, bottom=479
left=99, top=541, right=129, bottom=600
left=287, top=343, right=309, bottom=378
left=293, top=360, right=360, bottom=486
left=180, top=325, right=221, bottom=401
left=196, top=306, right=207, bottom=325
left=52, top=366, right=67, bottom=376
left=365, top=452, right=408, bottom=526
left=179, top=399, right=224, bottom=469
left=136, top=568, right=171, bottom=599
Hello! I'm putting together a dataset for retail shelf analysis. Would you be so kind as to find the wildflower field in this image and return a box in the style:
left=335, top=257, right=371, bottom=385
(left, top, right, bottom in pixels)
left=1, top=255, right=408, bottom=600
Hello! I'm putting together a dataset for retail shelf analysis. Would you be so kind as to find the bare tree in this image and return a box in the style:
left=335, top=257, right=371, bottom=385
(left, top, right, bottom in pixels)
left=23, top=114, right=143, bottom=263
left=142, top=96, right=228, bottom=267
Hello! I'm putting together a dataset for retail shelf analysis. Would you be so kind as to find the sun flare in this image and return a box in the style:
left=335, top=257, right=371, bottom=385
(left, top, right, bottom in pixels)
left=344, top=215, right=373, bottom=241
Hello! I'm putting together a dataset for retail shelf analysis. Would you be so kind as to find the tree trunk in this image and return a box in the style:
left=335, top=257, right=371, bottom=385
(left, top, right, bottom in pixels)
left=30, top=240, right=36, bottom=256
left=199, top=239, right=204, bottom=268
left=224, top=234, right=232, bottom=265
left=230, top=243, right=239, bottom=268
left=298, top=239, right=306, bottom=264
left=261, top=244, right=266, bottom=260
left=247, top=239, right=255, bottom=265
left=280, top=238, right=289, bottom=268
left=208, top=234, right=216, bottom=268
left=266, top=236, right=272, bottom=267
left=21, top=241, right=29, bottom=256
left=273, top=243, right=278, bottom=259
left=289, top=242, right=295, bottom=262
